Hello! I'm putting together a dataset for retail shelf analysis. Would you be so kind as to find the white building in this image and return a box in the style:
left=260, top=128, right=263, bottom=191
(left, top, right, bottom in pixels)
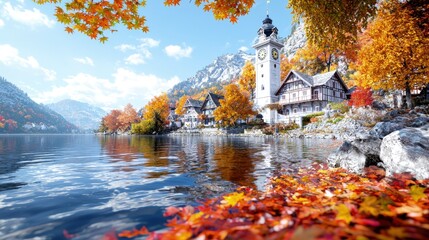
left=252, top=16, right=348, bottom=125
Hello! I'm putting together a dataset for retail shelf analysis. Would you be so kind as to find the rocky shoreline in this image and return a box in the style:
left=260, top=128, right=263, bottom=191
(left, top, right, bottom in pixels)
left=327, top=105, right=429, bottom=179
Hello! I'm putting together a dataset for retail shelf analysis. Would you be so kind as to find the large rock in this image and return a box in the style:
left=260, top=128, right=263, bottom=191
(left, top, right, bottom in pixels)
left=370, top=121, right=405, bottom=138
left=328, top=131, right=382, bottom=173
left=380, top=124, right=429, bottom=180
left=327, top=142, right=367, bottom=173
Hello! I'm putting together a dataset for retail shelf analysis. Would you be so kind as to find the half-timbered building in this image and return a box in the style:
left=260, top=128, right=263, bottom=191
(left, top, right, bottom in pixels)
left=200, top=92, right=224, bottom=127
left=275, top=70, right=349, bottom=124
left=183, top=99, right=203, bottom=129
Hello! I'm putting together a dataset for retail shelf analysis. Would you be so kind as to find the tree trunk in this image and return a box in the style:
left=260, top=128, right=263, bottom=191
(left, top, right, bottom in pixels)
left=405, top=81, right=413, bottom=109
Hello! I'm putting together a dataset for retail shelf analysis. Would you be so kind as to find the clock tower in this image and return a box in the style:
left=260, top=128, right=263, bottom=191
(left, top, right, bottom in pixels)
left=252, top=16, right=284, bottom=124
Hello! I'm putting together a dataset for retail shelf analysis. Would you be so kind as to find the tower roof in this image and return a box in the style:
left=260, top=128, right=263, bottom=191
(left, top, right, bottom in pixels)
left=259, top=15, right=278, bottom=37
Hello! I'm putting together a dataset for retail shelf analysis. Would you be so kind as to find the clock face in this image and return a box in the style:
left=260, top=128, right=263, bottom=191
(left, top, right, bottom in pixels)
left=272, top=48, right=279, bottom=60
left=258, top=48, right=267, bottom=60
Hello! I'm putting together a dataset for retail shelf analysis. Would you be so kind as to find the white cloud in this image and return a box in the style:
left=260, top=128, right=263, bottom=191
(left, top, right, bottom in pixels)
left=239, top=46, right=249, bottom=52
left=164, top=45, right=193, bottom=59
left=74, top=57, right=94, bottom=66
left=139, top=38, right=160, bottom=48
left=2, top=2, right=55, bottom=28
left=115, top=38, right=160, bottom=64
left=114, top=44, right=135, bottom=52
left=125, top=53, right=145, bottom=65
left=0, top=18, right=4, bottom=28
left=34, top=68, right=180, bottom=110
left=0, top=44, right=56, bottom=81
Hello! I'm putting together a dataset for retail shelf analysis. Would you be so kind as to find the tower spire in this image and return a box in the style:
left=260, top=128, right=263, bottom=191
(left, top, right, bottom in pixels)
left=266, top=0, right=270, bottom=17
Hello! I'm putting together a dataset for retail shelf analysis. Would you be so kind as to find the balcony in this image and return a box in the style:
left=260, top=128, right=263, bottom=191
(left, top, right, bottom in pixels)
left=279, top=94, right=321, bottom=105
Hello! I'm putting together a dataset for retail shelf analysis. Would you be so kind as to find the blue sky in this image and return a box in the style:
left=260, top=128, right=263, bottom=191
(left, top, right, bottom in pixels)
left=0, top=0, right=293, bottom=110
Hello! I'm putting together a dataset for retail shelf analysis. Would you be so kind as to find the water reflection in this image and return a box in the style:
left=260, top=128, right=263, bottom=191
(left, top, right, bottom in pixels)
left=98, top=136, right=341, bottom=190
left=0, top=135, right=340, bottom=239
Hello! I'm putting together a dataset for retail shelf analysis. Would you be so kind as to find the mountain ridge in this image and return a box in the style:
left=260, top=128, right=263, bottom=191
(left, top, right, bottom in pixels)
left=0, top=77, right=77, bottom=133
left=47, top=99, right=107, bottom=131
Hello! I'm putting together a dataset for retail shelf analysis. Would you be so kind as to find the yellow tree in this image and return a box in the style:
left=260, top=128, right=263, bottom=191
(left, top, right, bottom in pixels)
left=142, top=93, right=170, bottom=132
left=288, top=0, right=377, bottom=50
left=280, top=54, right=294, bottom=81
left=355, top=0, right=429, bottom=109
left=214, top=84, right=256, bottom=127
left=118, top=103, right=139, bottom=131
left=175, top=95, right=189, bottom=116
left=292, top=43, right=340, bottom=75
left=237, top=61, right=255, bottom=99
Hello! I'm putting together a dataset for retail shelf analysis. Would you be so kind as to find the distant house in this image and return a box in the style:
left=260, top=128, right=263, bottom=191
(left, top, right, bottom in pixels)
left=275, top=70, right=349, bottom=124
left=200, top=92, right=224, bottom=127
left=168, top=104, right=181, bottom=128
left=183, top=99, right=203, bottom=129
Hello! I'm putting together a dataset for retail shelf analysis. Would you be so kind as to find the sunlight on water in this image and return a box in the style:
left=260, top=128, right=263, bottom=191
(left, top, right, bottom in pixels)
left=0, top=135, right=340, bottom=239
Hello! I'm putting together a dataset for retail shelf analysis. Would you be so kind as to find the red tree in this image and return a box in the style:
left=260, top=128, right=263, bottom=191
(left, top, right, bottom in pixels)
left=348, top=87, right=373, bottom=107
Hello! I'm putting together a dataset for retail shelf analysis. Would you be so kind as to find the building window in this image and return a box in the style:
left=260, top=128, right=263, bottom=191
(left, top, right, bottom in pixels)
left=282, top=95, right=286, bottom=99
left=285, top=109, right=290, bottom=115
left=315, top=106, right=320, bottom=111
left=274, top=64, right=277, bottom=68
left=303, top=91, right=307, bottom=96
left=303, top=107, right=307, bottom=112
left=293, top=93, right=296, bottom=98
left=261, top=74, right=264, bottom=78
left=261, top=84, right=265, bottom=90
left=261, top=64, right=263, bottom=68
left=293, top=108, right=297, bottom=113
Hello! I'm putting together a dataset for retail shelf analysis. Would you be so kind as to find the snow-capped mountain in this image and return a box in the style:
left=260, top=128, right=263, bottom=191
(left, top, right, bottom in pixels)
left=168, top=51, right=254, bottom=101
left=47, top=99, right=106, bottom=131
left=283, top=21, right=307, bottom=59
left=0, top=77, right=77, bottom=133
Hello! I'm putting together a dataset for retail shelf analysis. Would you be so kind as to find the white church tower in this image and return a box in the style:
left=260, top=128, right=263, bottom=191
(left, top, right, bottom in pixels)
left=252, top=16, right=284, bottom=124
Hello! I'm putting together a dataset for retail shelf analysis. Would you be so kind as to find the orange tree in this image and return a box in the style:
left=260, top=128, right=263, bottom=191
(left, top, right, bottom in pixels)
left=348, top=87, right=373, bottom=108
left=214, top=84, right=256, bottom=127
left=118, top=103, right=139, bottom=131
left=102, top=109, right=122, bottom=133
left=35, top=0, right=378, bottom=47
left=355, top=0, right=429, bottom=109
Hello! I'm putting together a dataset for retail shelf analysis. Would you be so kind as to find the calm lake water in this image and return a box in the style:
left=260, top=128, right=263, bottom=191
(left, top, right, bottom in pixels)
left=0, top=135, right=340, bottom=239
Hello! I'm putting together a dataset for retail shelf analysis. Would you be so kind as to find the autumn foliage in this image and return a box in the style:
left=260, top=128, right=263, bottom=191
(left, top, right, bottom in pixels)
left=214, top=84, right=255, bottom=127
left=102, top=104, right=139, bottom=133
left=348, top=87, right=373, bottom=108
left=289, top=0, right=377, bottom=49
left=132, top=93, right=170, bottom=134
left=355, top=0, right=429, bottom=108
left=117, top=164, right=429, bottom=239
left=175, top=95, right=189, bottom=116
left=237, top=61, right=255, bottom=98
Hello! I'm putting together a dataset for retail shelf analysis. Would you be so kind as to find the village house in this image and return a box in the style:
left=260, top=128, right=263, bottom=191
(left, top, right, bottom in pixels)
left=200, top=92, right=224, bottom=127
left=275, top=70, right=349, bottom=124
left=183, top=99, right=203, bottom=129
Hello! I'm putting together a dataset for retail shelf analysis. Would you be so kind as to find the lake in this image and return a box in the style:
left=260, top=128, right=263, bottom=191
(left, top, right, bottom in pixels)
left=0, top=135, right=340, bottom=239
